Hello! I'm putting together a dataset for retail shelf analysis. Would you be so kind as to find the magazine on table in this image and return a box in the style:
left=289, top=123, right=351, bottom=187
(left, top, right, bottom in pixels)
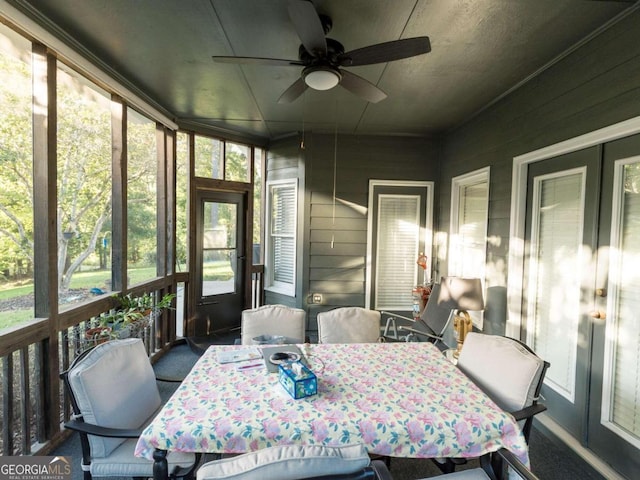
left=215, top=346, right=262, bottom=364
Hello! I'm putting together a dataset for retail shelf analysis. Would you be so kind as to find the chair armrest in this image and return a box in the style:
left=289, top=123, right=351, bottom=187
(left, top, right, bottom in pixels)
left=493, top=448, right=540, bottom=480
left=369, top=459, right=394, bottom=480
left=64, top=419, right=143, bottom=438
left=397, top=326, right=442, bottom=341
left=511, top=403, right=547, bottom=422
left=380, top=311, right=415, bottom=323
left=155, top=374, right=183, bottom=383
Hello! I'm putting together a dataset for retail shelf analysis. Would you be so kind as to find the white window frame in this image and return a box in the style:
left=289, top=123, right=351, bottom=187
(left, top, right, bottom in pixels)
left=449, top=167, right=490, bottom=328
left=265, top=179, right=297, bottom=296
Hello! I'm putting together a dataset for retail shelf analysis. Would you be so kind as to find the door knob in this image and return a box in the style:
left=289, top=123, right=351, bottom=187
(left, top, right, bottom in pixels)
left=595, top=288, right=607, bottom=297
left=590, top=310, right=606, bottom=319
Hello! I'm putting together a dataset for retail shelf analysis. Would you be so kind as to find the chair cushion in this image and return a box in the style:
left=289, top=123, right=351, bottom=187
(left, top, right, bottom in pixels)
left=67, top=339, right=161, bottom=458
left=241, top=305, right=306, bottom=345
left=90, top=437, right=195, bottom=477
left=317, top=308, right=381, bottom=344
left=196, top=444, right=370, bottom=480
left=457, top=333, right=545, bottom=412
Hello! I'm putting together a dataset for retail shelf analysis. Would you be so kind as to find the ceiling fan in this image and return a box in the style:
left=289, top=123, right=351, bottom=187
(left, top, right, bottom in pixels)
left=212, top=0, right=431, bottom=104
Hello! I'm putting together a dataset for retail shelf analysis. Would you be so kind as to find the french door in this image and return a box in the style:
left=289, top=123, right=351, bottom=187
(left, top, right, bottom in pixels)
left=523, top=134, right=640, bottom=478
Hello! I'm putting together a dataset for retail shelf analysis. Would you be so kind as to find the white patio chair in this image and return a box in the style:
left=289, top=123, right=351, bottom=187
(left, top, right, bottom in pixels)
left=422, top=448, right=539, bottom=480
left=316, top=307, right=381, bottom=343
left=61, top=339, right=198, bottom=480
left=241, top=304, right=306, bottom=345
left=197, top=443, right=392, bottom=480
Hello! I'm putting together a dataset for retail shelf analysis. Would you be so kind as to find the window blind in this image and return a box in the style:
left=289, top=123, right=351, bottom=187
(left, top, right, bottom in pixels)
left=375, top=194, right=420, bottom=310
left=270, top=183, right=295, bottom=287
left=456, top=181, right=488, bottom=277
left=610, top=162, right=640, bottom=438
left=530, top=173, right=583, bottom=400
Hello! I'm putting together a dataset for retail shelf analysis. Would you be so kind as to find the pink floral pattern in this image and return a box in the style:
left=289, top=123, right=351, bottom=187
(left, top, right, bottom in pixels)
left=135, top=342, right=529, bottom=464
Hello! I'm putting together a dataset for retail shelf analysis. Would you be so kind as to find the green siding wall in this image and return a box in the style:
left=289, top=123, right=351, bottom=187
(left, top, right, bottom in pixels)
left=267, top=134, right=440, bottom=333
left=440, top=9, right=640, bottom=334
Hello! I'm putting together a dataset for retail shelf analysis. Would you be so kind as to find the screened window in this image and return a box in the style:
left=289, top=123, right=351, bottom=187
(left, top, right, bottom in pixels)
left=0, top=24, right=33, bottom=330
left=127, top=107, right=158, bottom=285
left=57, top=63, right=112, bottom=310
left=253, top=148, right=264, bottom=264
left=176, top=132, right=189, bottom=273
left=266, top=180, right=297, bottom=295
left=194, top=135, right=223, bottom=179
left=225, top=142, right=250, bottom=182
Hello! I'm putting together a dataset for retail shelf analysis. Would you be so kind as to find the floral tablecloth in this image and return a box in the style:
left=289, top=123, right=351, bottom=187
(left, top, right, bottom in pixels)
left=135, top=342, right=529, bottom=463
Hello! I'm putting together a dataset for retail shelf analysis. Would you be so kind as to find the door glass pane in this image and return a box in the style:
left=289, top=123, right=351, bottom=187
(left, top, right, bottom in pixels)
left=605, top=159, right=640, bottom=443
left=202, top=201, right=236, bottom=296
left=527, top=171, right=585, bottom=401
left=375, top=194, right=421, bottom=310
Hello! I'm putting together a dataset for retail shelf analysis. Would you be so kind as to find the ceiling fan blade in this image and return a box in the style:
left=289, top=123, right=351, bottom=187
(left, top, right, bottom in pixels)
left=339, top=70, right=387, bottom=103
left=339, top=37, right=431, bottom=66
left=212, top=56, right=304, bottom=67
left=277, top=77, right=308, bottom=103
left=287, top=0, right=326, bottom=57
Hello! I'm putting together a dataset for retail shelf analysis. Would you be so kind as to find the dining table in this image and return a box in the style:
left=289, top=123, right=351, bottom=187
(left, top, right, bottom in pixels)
left=135, top=341, right=529, bottom=479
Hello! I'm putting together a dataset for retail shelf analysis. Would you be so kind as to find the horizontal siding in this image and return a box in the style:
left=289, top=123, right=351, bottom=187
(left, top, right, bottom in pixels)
left=440, top=8, right=640, bottom=333
left=304, top=134, right=440, bottom=319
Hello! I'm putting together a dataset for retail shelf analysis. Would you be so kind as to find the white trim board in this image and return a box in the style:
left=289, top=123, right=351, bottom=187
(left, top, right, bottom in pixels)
left=507, top=116, right=640, bottom=338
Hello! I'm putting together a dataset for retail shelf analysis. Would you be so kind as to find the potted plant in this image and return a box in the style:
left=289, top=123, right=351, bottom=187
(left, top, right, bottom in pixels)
left=83, top=292, right=177, bottom=346
left=115, top=292, right=176, bottom=317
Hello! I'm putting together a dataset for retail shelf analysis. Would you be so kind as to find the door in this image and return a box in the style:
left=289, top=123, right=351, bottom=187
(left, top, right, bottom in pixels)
left=367, top=181, right=433, bottom=313
left=523, top=136, right=640, bottom=478
left=587, top=134, right=640, bottom=478
left=193, top=189, right=246, bottom=335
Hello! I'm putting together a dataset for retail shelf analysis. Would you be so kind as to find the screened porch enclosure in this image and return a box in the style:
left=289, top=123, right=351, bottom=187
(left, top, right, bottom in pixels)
left=0, top=19, right=265, bottom=456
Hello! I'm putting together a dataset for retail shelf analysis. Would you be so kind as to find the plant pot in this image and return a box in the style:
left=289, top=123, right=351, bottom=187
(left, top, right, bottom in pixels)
left=84, top=326, right=112, bottom=346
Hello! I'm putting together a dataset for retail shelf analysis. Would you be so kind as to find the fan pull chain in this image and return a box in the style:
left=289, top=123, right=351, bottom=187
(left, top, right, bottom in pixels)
left=331, top=107, right=338, bottom=249
left=300, top=90, right=306, bottom=149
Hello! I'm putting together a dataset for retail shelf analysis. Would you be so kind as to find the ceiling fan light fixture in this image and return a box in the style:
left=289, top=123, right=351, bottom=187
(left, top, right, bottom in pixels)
left=303, top=66, right=341, bottom=90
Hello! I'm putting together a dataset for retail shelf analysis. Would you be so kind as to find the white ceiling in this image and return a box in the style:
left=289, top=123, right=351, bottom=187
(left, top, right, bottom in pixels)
left=10, top=0, right=638, bottom=142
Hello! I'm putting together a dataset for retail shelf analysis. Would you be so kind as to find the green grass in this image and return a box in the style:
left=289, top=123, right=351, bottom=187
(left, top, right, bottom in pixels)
left=0, top=262, right=233, bottom=331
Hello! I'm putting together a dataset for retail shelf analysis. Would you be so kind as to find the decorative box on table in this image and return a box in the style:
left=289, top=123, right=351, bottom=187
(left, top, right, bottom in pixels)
left=278, top=361, right=317, bottom=399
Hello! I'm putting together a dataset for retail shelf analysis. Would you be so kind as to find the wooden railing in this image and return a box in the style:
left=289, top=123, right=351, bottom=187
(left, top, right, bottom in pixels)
left=0, top=267, right=266, bottom=457
left=0, top=280, right=187, bottom=456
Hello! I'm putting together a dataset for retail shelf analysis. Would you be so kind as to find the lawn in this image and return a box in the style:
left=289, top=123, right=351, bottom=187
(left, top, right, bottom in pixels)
left=0, top=263, right=233, bottom=331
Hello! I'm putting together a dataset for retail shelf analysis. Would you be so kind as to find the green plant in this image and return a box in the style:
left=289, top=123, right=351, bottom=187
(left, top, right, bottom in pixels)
left=112, top=292, right=176, bottom=315
left=98, top=307, right=143, bottom=329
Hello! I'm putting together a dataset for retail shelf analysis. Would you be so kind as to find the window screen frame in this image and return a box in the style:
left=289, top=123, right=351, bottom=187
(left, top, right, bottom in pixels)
left=265, top=178, right=297, bottom=296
